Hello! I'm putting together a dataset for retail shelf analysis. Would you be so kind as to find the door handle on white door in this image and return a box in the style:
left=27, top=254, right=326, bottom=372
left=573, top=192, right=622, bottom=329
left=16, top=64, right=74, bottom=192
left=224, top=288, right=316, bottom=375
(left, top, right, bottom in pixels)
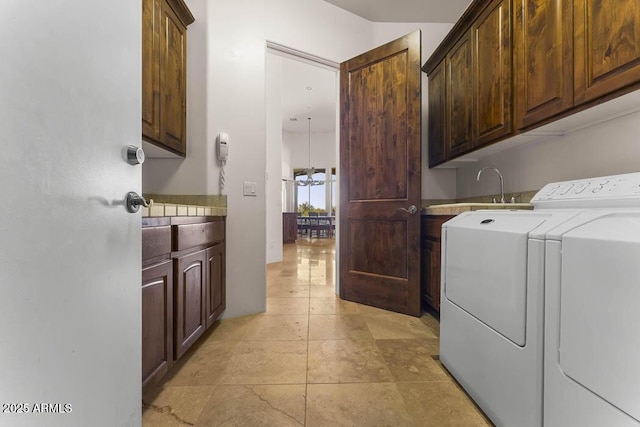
left=126, top=192, right=153, bottom=213
left=126, top=145, right=145, bottom=165
left=399, top=205, right=418, bottom=215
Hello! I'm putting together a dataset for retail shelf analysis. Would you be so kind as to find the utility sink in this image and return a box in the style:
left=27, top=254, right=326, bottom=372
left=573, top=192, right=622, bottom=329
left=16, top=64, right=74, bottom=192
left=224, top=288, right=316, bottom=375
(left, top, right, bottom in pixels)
left=423, top=202, right=533, bottom=215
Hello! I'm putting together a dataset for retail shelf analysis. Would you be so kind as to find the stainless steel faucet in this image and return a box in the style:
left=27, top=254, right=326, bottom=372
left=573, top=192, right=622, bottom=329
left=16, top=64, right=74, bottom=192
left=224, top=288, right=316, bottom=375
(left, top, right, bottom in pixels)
left=477, top=166, right=505, bottom=204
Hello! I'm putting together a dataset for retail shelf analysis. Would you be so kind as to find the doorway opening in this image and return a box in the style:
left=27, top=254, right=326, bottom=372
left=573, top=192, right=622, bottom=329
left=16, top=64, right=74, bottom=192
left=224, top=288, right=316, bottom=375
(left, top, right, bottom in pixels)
left=265, top=42, right=340, bottom=285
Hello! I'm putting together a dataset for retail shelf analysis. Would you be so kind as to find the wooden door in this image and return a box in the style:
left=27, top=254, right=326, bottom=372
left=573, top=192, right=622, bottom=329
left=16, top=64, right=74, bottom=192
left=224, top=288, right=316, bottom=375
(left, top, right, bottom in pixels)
left=574, top=0, right=640, bottom=104
left=142, top=0, right=162, bottom=142
left=205, top=243, right=226, bottom=329
left=428, top=61, right=447, bottom=167
left=160, top=1, right=188, bottom=155
left=142, top=260, right=173, bottom=392
left=447, top=31, right=473, bottom=157
left=515, top=0, right=573, bottom=129
left=473, top=0, right=513, bottom=146
left=174, top=249, right=206, bottom=359
left=339, top=31, right=422, bottom=317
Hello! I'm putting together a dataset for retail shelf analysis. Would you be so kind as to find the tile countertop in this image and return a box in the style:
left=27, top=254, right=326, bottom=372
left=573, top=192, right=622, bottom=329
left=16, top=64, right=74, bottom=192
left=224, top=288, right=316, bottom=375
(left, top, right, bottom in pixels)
left=142, top=203, right=227, bottom=217
left=141, top=194, right=227, bottom=217
left=423, top=202, right=533, bottom=215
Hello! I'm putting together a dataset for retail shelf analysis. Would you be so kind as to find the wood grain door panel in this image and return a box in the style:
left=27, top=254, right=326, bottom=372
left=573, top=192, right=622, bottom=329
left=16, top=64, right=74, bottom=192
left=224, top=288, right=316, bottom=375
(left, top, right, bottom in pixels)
left=473, top=0, right=513, bottom=146
left=340, top=31, right=422, bottom=317
left=515, top=0, right=574, bottom=129
left=348, top=219, right=408, bottom=279
left=347, top=53, right=408, bottom=201
left=160, top=2, right=187, bottom=154
left=575, top=0, right=640, bottom=103
left=205, top=243, right=225, bottom=329
left=142, top=0, right=161, bottom=141
left=447, top=32, right=473, bottom=156
left=422, top=239, right=440, bottom=311
left=174, top=249, right=206, bottom=360
left=142, top=260, right=173, bottom=391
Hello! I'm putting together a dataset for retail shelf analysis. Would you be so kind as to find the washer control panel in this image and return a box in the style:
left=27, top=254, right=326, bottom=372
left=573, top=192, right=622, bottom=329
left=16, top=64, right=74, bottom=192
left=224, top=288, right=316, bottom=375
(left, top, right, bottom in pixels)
left=532, top=172, right=640, bottom=208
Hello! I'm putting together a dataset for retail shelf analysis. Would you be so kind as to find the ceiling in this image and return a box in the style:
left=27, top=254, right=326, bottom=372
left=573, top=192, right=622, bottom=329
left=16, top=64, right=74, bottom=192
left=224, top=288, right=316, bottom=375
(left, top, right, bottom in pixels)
left=322, top=0, right=472, bottom=23
left=280, top=55, right=338, bottom=134
left=279, top=0, right=473, bottom=135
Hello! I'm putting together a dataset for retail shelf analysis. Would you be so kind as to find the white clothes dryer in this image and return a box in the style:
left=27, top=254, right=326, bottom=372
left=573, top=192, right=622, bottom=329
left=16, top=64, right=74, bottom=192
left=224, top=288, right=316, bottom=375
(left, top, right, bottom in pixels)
left=440, top=208, right=579, bottom=426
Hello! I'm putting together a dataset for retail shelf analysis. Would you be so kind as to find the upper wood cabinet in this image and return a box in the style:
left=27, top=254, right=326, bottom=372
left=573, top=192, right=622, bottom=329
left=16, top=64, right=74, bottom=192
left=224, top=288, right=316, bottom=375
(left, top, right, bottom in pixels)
left=514, top=0, right=574, bottom=129
left=473, top=0, right=512, bottom=146
left=424, top=0, right=640, bottom=167
left=427, top=61, right=447, bottom=167
left=447, top=31, right=474, bottom=157
left=142, top=0, right=194, bottom=157
left=142, top=0, right=162, bottom=142
left=574, top=0, right=640, bottom=104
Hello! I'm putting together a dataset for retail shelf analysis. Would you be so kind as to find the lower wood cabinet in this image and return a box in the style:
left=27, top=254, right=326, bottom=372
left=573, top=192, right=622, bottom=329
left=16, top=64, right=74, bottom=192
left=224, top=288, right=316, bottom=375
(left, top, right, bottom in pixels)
left=142, top=216, right=226, bottom=391
left=421, top=215, right=454, bottom=313
left=282, top=212, right=298, bottom=244
left=174, top=248, right=207, bottom=360
left=142, top=260, right=173, bottom=392
left=205, top=243, right=225, bottom=329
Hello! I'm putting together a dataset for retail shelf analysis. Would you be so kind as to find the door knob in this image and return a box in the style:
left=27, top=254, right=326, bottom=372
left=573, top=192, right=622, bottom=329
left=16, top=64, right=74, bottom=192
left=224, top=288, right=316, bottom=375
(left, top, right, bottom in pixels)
left=126, top=145, right=145, bottom=165
left=399, top=205, right=418, bottom=215
left=126, top=192, right=153, bottom=213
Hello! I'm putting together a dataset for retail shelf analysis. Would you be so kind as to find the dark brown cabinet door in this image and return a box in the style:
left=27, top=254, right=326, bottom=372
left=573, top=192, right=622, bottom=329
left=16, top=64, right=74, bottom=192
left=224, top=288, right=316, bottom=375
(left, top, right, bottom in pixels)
left=174, top=249, right=206, bottom=360
left=428, top=61, right=447, bottom=167
left=574, top=0, right=640, bottom=104
left=282, top=213, right=298, bottom=243
left=205, top=243, right=226, bottom=329
left=142, top=0, right=162, bottom=142
left=447, top=31, right=473, bottom=157
left=473, top=0, right=513, bottom=146
left=515, top=0, right=573, bottom=129
left=160, top=2, right=188, bottom=155
left=420, top=215, right=453, bottom=313
left=422, top=239, right=441, bottom=312
left=142, top=260, right=173, bottom=392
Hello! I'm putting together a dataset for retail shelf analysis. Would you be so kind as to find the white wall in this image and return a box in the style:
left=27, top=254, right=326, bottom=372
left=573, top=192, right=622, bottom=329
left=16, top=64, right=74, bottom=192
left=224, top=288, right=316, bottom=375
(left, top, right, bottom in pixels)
left=266, top=53, right=284, bottom=264
left=284, top=130, right=337, bottom=171
left=456, top=109, right=640, bottom=198
left=144, top=0, right=374, bottom=318
left=372, top=22, right=457, bottom=200
left=282, top=139, right=293, bottom=179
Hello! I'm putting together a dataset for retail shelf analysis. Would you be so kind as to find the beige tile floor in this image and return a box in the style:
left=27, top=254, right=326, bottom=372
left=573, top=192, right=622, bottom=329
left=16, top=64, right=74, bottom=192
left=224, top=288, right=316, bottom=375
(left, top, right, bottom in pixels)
left=142, top=238, right=492, bottom=426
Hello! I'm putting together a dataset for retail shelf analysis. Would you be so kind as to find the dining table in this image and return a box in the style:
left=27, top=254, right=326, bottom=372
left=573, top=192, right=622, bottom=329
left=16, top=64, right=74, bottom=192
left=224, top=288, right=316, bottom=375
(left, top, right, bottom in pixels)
left=297, top=215, right=335, bottom=238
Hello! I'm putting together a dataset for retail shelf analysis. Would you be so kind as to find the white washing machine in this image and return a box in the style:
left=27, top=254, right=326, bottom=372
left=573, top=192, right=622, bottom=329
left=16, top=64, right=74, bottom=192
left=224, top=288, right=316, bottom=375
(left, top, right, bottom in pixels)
left=441, top=172, right=640, bottom=427
left=540, top=174, right=640, bottom=426
left=440, top=205, right=579, bottom=426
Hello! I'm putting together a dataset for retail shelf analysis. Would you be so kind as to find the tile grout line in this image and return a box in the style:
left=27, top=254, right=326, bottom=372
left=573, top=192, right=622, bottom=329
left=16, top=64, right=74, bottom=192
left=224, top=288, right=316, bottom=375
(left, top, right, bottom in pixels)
left=304, top=242, right=311, bottom=426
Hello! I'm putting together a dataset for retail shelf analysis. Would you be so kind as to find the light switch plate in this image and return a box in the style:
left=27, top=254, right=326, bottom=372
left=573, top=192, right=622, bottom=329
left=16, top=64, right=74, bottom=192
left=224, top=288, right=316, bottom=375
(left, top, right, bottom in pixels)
left=243, top=181, right=257, bottom=197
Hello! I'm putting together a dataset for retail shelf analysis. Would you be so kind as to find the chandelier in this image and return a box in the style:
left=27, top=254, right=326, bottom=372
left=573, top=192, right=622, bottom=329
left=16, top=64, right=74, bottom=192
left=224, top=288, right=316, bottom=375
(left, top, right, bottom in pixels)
left=297, top=117, right=324, bottom=187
